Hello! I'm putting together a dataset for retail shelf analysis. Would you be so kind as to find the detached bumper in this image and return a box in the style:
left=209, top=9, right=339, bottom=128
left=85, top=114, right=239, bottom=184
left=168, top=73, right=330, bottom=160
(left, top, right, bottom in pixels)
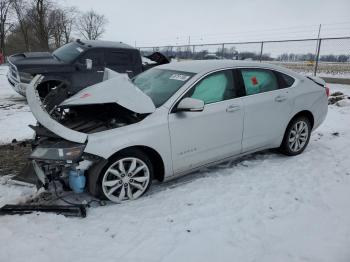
left=26, top=75, right=88, bottom=144
left=32, top=160, right=47, bottom=184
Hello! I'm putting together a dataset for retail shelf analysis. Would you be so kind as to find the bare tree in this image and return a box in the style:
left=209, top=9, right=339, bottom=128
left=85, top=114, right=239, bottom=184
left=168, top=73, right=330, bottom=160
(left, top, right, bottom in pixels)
left=0, top=0, right=13, bottom=55
left=27, top=0, right=51, bottom=50
left=12, top=0, right=30, bottom=51
left=61, top=6, right=77, bottom=44
left=49, top=6, right=77, bottom=48
left=76, top=9, right=107, bottom=40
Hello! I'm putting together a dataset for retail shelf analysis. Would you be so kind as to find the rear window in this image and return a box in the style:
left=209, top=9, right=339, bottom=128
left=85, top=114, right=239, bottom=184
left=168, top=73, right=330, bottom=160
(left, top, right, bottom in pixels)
left=241, top=69, right=279, bottom=95
left=106, top=51, right=132, bottom=66
left=279, top=72, right=295, bottom=87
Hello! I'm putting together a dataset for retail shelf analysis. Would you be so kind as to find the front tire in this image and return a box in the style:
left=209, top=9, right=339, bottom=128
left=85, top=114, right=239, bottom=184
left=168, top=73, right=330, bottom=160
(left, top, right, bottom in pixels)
left=98, top=150, right=153, bottom=203
left=280, top=116, right=311, bottom=156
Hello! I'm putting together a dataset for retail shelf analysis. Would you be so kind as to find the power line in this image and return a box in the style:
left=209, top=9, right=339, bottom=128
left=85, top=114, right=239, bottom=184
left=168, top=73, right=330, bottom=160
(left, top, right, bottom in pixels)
left=135, top=22, right=350, bottom=46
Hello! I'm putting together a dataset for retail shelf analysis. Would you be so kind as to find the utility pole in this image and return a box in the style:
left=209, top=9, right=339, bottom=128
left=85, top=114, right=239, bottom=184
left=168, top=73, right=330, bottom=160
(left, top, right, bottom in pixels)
left=317, top=24, right=322, bottom=39
left=314, top=24, right=322, bottom=76
left=314, top=24, right=321, bottom=56
left=188, top=36, right=191, bottom=58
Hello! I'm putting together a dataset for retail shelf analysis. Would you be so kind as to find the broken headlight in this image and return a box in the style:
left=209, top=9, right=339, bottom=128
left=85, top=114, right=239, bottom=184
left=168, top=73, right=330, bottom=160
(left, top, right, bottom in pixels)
left=19, top=72, right=34, bottom=83
left=30, top=142, right=86, bottom=162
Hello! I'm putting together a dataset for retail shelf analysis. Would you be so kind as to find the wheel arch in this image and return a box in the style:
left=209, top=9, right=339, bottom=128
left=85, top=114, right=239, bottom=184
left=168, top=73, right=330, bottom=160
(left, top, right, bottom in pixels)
left=289, top=110, right=314, bottom=129
left=87, top=145, right=165, bottom=197
left=112, top=146, right=165, bottom=182
left=279, top=110, right=314, bottom=155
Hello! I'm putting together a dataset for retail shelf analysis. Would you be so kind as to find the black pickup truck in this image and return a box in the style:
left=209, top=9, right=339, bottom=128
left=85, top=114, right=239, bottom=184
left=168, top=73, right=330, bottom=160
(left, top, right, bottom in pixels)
left=7, top=39, right=169, bottom=99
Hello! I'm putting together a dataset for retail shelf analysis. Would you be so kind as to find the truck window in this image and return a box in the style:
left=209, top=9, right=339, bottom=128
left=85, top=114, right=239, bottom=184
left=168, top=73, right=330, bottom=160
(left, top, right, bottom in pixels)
left=78, top=50, right=104, bottom=67
left=53, top=42, right=86, bottom=63
left=106, top=51, right=132, bottom=66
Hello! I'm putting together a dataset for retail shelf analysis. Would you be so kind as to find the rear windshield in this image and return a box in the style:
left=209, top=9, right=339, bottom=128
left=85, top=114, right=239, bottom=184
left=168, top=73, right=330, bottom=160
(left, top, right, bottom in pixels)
left=53, top=42, right=86, bottom=63
left=133, top=69, right=195, bottom=107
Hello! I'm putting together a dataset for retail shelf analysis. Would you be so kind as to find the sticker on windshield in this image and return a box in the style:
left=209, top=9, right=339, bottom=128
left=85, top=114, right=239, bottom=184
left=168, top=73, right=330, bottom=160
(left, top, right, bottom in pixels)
left=76, top=47, right=84, bottom=53
left=169, top=74, right=190, bottom=81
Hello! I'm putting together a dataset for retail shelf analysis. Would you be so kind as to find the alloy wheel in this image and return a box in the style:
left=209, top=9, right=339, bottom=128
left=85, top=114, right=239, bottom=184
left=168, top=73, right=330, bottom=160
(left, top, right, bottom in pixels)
left=102, top=157, right=150, bottom=203
left=288, top=120, right=309, bottom=153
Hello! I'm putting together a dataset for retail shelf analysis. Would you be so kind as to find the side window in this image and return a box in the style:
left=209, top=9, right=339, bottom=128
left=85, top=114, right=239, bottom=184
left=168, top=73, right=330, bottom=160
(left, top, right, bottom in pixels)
left=277, top=72, right=295, bottom=88
left=79, top=50, right=104, bottom=67
left=106, top=51, right=132, bottom=66
left=190, top=70, right=236, bottom=104
left=241, top=69, right=279, bottom=95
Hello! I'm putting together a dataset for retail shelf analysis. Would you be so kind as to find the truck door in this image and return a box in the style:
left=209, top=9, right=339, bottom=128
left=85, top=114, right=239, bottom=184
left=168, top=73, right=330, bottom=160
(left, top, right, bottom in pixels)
left=105, top=49, right=136, bottom=78
left=72, top=49, right=105, bottom=92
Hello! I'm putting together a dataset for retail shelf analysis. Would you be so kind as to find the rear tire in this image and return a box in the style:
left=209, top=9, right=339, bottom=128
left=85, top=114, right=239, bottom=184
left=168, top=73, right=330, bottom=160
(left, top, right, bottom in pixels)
left=95, top=149, right=153, bottom=203
left=279, top=116, right=311, bottom=156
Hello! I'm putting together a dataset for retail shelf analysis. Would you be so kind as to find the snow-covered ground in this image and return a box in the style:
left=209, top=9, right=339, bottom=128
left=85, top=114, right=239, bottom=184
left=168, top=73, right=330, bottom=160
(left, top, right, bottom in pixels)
left=0, top=66, right=350, bottom=262
left=0, top=66, right=35, bottom=144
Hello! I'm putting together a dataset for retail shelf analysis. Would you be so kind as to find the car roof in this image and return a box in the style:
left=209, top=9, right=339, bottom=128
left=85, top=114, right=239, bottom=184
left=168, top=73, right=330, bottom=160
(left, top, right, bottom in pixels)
left=77, top=40, right=135, bottom=50
left=157, top=60, right=298, bottom=76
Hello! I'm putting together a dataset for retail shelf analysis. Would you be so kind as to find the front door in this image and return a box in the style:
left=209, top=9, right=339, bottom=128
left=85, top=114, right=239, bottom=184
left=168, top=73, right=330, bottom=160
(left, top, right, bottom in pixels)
left=168, top=70, right=244, bottom=174
left=72, top=49, right=105, bottom=93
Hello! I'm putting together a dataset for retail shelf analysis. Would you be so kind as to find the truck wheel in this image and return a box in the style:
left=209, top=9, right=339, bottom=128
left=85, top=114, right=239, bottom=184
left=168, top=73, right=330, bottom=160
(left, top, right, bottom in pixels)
left=95, top=150, right=153, bottom=203
left=280, top=116, right=311, bottom=156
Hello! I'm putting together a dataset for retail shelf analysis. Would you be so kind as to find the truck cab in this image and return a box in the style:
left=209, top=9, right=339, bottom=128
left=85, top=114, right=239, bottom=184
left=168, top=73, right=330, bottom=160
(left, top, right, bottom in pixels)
left=7, top=39, right=166, bottom=98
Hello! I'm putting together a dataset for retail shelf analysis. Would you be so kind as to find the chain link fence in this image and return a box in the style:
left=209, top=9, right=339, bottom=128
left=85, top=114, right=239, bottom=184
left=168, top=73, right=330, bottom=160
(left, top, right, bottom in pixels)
left=139, top=37, right=350, bottom=79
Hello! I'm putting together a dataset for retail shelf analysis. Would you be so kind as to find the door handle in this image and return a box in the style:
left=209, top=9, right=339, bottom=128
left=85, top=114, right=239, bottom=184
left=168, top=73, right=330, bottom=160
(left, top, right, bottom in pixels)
left=275, top=95, right=287, bottom=102
left=126, top=70, right=133, bottom=73
left=226, top=105, right=241, bottom=113
left=97, top=71, right=104, bottom=73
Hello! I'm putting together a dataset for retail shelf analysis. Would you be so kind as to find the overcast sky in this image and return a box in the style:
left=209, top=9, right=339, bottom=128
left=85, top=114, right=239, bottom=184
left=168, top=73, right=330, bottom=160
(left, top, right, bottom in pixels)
left=64, top=0, right=350, bottom=47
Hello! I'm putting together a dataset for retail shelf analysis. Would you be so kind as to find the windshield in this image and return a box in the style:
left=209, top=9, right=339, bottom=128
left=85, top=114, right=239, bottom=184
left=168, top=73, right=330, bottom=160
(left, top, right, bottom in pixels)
left=53, top=42, right=86, bottom=63
left=133, top=69, right=195, bottom=107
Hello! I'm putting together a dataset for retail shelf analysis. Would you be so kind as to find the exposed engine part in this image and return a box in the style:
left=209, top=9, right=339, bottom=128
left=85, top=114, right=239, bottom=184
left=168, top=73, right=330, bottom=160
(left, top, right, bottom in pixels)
left=50, top=103, right=147, bottom=134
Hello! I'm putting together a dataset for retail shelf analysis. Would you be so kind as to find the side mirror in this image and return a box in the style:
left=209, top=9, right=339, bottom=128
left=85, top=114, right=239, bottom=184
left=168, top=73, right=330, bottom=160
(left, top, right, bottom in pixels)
left=86, top=59, right=92, bottom=70
left=176, top=97, right=204, bottom=112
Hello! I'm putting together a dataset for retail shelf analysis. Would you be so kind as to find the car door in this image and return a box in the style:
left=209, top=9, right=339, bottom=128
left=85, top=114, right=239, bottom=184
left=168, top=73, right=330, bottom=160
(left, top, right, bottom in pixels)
left=72, top=49, right=105, bottom=92
left=168, top=69, right=244, bottom=174
left=238, top=68, right=295, bottom=152
left=105, top=49, right=136, bottom=78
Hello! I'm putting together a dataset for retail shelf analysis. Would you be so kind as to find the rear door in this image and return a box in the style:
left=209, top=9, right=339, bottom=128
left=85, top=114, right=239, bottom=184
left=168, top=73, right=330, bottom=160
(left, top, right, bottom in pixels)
left=238, top=68, right=295, bottom=152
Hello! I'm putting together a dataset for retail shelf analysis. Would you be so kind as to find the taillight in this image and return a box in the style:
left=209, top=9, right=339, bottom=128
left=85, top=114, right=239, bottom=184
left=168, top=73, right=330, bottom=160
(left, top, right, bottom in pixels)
left=325, top=85, right=330, bottom=97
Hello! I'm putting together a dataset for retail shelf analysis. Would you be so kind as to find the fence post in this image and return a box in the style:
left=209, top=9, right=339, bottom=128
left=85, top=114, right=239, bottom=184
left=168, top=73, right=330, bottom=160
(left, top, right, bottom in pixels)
left=314, top=39, right=322, bottom=76
left=259, top=41, right=264, bottom=62
left=193, top=45, right=196, bottom=59
left=222, top=43, right=225, bottom=59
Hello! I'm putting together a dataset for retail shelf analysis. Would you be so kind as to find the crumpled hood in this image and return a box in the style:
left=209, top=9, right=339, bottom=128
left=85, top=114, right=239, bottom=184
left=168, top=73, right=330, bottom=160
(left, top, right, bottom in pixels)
left=60, top=68, right=155, bottom=114
left=24, top=69, right=155, bottom=143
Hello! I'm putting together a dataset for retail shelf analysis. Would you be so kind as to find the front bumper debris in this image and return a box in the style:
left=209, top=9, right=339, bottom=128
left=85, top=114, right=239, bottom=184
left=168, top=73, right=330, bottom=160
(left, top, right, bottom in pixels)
left=0, top=204, right=87, bottom=218
left=32, top=160, right=47, bottom=184
left=26, top=75, right=88, bottom=144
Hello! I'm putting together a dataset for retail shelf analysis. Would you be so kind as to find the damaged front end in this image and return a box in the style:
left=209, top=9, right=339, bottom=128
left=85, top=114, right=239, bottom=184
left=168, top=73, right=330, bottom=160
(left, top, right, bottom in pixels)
left=25, top=69, right=155, bottom=193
